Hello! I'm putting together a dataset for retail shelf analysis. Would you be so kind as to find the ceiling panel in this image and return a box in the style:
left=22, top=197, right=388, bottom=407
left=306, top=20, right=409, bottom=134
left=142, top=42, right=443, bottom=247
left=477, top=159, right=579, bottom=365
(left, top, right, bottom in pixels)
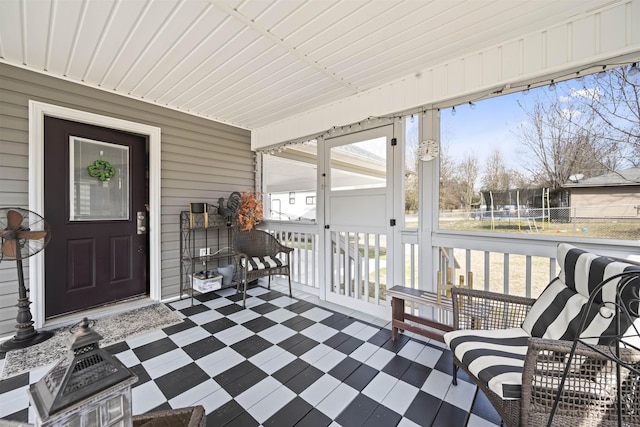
left=0, top=0, right=627, bottom=130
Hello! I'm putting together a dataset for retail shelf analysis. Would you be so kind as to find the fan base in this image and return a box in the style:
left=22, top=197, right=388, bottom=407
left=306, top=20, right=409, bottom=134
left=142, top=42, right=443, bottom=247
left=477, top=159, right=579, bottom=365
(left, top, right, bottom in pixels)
left=0, top=330, right=54, bottom=353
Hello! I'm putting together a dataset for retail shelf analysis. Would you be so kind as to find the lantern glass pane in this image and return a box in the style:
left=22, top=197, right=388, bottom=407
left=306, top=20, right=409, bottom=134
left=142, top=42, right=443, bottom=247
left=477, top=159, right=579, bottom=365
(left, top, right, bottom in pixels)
left=105, top=395, right=123, bottom=423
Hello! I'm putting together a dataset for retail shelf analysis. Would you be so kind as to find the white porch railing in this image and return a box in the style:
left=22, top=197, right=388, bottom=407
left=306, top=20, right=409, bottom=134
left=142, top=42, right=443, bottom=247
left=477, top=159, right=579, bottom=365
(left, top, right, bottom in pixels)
left=262, top=221, right=639, bottom=322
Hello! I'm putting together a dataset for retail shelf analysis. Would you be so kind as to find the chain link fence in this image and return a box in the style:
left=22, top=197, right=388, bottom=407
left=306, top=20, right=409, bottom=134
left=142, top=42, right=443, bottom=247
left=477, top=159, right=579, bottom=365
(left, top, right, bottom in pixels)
left=439, top=204, right=640, bottom=240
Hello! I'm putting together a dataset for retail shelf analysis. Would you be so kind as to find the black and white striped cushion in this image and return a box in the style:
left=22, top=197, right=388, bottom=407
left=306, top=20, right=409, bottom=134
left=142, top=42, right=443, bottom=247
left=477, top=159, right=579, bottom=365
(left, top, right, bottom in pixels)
left=444, top=327, right=530, bottom=399
left=241, top=255, right=286, bottom=271
left=521, top=243, right=640, bottom=344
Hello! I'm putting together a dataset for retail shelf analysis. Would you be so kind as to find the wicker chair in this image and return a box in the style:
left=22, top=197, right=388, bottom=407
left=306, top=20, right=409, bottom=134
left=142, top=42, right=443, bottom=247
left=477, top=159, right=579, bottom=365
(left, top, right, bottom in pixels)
left=233, top=229, right=293, bottom=307
left=445, top=244, right=640, bottom=427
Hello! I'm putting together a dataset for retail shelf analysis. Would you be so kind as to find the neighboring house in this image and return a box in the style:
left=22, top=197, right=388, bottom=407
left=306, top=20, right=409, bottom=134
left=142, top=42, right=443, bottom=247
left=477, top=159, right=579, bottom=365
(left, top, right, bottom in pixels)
left=562, top=168, right=640, bottom=220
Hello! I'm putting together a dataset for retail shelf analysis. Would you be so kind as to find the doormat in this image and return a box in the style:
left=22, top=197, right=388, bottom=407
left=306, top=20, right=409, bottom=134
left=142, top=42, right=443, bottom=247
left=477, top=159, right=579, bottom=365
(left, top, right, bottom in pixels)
left=1, top=302, right=182, bottom=379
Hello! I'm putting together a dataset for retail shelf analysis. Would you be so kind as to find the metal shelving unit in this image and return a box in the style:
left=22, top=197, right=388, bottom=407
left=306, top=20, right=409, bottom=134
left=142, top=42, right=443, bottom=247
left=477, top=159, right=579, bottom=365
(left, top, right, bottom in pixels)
left=179, top=210, right=237, bottom=304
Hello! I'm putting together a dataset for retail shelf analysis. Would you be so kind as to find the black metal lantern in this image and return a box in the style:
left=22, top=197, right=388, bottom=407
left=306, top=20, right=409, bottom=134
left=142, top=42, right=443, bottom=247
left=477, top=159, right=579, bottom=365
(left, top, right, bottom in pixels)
left=28, top=318, right=137, bottom=427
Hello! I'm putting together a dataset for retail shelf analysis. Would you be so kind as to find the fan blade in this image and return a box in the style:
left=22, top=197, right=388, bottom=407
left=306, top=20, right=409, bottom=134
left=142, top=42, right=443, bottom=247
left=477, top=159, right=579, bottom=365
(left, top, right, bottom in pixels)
left=7, top=210, right=23, bottom=230
left=1, top=240, right=17, bottom=258
left=17, top=230, right=48, bottom=241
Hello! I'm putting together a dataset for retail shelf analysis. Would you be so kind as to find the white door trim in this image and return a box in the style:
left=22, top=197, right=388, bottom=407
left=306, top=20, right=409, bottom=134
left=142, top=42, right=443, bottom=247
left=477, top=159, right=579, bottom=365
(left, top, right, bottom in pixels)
left=28, top=100, right=161, bottom=328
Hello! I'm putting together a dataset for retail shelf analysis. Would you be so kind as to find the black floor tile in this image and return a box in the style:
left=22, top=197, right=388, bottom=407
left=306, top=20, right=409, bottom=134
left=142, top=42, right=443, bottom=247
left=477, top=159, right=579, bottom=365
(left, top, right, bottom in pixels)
left=335, top=336, right=365, bottom=355
left=381, top=333, right=410, bottom=353
left=3, top=408, right=29, bottom=423
left=324, top=315, right=357, bottom=331
left=328, top=356, right=361, bottom=382
left=361, top=404, right=402, bottom=427
left=471, top=388, right=501, bottom=425
left=214, top=360, right=259, bottom=387
left=336, top=393, right=378, bottom=427
left=382, top=355, right=413, bottom=378
left=202, top=317, right=237, bottom=334
left=256, top=290, right=286, bottom=301
left=404, top=390, right=442, bottom=426
left=132, top=337, right=178, bottom=362
left=163, top=318, right=197, bottom=335
left=225, top=292, right=245, bottom=302
left=231, top=334, right=273, bottom=358
left=401, top=362, right=432, bottom=388
left=216, top=303, right=245, bottom=316
left=183, top=335, right=226, bottom=360
left=263, top=396, right=313, bottom=427
left=128, top=363, right=152, bottom=386
left=282, top=315, right=316, bottom=332
left=250, top=302, right=279, bottom=315
left=294, top=408, right=332, bottom=427
left=207, top=399, right=246, bottom=426
left=323, top=331, right=350, bottom=348
left=220, top=365, right=268, bottom=397
left=154, top=362, right=210, bottom=400
left=278, top=333, right=309, bottom=352
left=243, top=316, right=278, bottom=333
left=194, top=291, right=221, bottom=302
left=343, top=363, right=379, bottom=391
left=367, top=329, right=392, bottom=347
left=180, top=304, right=210, bottom=316
left=0, top=372, right=28, bottom=393
left=273, top=358, right=310, bottom=384
left=285, top=301, right=316, bottom=314
left=105, top=340, right=130, bottom=355
left=223, top=410, right=260, bottom=427
left=283, top=336, right=320, bottom=357
left=284, top=365, right=324, bottom=394
left=432, top=401, right=469, bottom=427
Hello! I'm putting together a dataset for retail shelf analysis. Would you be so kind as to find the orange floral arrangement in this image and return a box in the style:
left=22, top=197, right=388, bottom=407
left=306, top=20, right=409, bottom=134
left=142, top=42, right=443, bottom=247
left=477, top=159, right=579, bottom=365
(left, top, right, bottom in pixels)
left=237, top=192, right=263, bottom=231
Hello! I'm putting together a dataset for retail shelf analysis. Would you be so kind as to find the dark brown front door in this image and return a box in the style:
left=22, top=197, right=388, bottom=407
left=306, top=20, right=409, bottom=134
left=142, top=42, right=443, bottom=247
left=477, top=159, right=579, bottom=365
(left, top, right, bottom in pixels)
left=44, top=116, right=148, bottom=318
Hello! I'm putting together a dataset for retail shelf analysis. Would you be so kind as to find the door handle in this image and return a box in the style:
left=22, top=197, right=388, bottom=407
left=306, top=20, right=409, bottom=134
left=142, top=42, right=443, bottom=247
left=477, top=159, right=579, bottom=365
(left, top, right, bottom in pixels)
left=137, top=211, right=147, bottom=234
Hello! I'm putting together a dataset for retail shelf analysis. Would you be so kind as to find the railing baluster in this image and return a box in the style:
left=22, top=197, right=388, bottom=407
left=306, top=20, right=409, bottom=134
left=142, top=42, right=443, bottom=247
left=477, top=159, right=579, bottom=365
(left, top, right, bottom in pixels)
left=504, top=253, right=509, bottom=294
left=526, top=255, right=532, bottom=298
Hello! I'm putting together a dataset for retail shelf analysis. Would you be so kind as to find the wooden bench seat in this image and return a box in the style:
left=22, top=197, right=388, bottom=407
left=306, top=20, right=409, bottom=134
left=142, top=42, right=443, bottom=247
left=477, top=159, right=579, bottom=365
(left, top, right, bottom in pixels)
left=387, top=285, right=454, bottom=342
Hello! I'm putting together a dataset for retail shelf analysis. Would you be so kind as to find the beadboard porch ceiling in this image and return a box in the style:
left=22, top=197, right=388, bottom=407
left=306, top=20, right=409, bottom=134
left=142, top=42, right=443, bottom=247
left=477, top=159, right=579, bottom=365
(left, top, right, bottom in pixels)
left=0, top=0, right=621, bottom=131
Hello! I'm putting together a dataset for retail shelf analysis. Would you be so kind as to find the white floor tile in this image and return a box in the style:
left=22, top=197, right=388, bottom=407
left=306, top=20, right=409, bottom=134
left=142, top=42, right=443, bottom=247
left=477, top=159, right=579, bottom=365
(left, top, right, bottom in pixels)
left=314, top=349, right=346, bottom=372
left=300, top=323, right=339, bottom=342
left=214, top=324, right=253, bottom=345
left=349, top=342, right=380, bottom=363
left=168, top=326, right=211, bottom=347
left=226, top=308, right=261, bottom=324
left=381, top=380, right=419, bottom=415
left=362, top=372, right=397, bottom=402
left=421, top=369, right=452, bottom=399
left=126, top=329, right=168, bottom=349
left=132, top=381, right=166, bottom=415
left=398, top=340, right=426, bottom=361
left=466, top=413, right=501, bottom=427
left=168, top=299, right=193, bottom=310
left=300, top=307, right=334, bottom=322
left=444, top=376, right=476, bottom=411
left=264, top=308, right=297, bottom=323
left=316, top=383, right=358, bottom=419
left=236, top=376, right=283, bottom=409
left=248, top=345, right=287, bottom=368
left=195, top=387, right=232, bottom=413
left=143, top=349, right=193, bottom=379
left=299, top=374, right=341, bottom=406
left=259, top=351, right=296, bottom=375
left=113, top=349, right=141, bottom=368
left=363, top=347, right=395, bottom=370
left=0, top=386, right=30, bottom=418
left=246, top=385, right=296, bottom=423
left=169, top=379, right=221, bottom=408
left=196, top=347, right=244, bottom=377
left=268, top=296, right=298, bottom=307
left=414, top=345, right=443, bottom=368
left=398, top=418, right=421, bottom=427
left=203, top=297, right=235, bottom=310
left=257, top=324, right=297, bottom=344
left=189, top=309, right=224, bottom=325
left=300, top=343, right=333, bottom=364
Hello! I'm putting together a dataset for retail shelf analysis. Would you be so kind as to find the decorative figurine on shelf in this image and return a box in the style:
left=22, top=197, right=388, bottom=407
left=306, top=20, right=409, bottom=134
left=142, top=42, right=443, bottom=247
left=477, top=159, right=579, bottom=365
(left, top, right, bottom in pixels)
left=217, top=192, right=241, bottom=226
left=237, top=192, right=263, bottom=231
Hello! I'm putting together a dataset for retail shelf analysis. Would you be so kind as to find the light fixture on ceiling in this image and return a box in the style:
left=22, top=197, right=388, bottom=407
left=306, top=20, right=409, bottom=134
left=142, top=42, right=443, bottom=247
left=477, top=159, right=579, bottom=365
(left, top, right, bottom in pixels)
left=468, top=101, right=476, bottom=110
left=523, top=84, right=530, bottom=95
left=597, top=65, right=607, bottom=78
left=629, top=62, right=639, bottom=76
left=575, top=72, right=584, bottom=82
left=548, top=80, right=556, bottom=91
left=451, top=106, right=457, bottom=116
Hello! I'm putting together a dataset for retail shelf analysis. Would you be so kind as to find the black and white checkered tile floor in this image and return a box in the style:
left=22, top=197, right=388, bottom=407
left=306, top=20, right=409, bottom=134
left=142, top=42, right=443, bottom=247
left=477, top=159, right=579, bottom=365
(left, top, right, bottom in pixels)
left=0, top=285, right=501, bottom=426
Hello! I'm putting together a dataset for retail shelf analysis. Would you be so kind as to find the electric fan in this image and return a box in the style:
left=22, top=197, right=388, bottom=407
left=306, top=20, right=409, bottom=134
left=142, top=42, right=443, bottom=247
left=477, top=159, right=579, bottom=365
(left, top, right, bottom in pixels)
left=0, top=207, right=54, bottom=352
